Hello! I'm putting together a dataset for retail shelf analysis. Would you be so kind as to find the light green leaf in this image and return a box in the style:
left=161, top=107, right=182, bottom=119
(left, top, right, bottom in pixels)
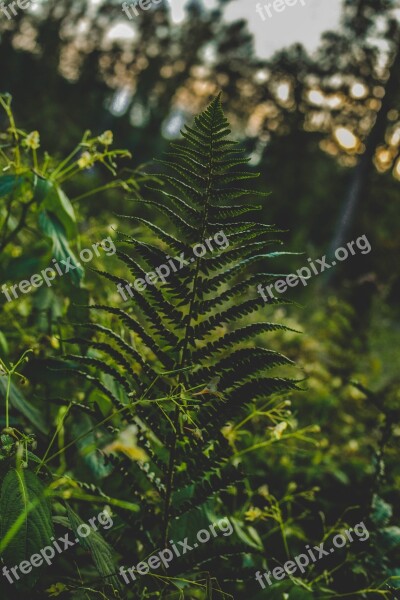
left=230, top=516, right=263, bottom=551
left=0, top=330, right=8, bottom=359
left=38, top=211, right=83, bottom=286
left=33, top=175, right=77, bottom=239
left=71, top=413, right=113, bottom=479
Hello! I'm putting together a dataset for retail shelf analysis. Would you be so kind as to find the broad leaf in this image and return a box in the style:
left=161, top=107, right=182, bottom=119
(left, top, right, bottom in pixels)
left=66, top=505, right=121, bottom=592
left=0, top=468, right=54, bottom=569
left=0, top=376, right=49, bottom=434
left=38, top=211, right=83, bottom=286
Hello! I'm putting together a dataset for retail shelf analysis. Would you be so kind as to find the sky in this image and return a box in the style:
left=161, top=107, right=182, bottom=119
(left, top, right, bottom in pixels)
left=226, top=0, right=343, bottom=58
left=169, top=0, right=343, bottom=59
left=107, top=0, right=344, bottom=60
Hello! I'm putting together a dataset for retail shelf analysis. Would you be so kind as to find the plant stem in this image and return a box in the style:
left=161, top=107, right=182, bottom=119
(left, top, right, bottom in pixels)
left=50, top=144, right=81, bottom=178
left=0, top=95, right=21, bottom=170
left=70, top=181, right=123, bottom=203
left=5, top=372, right=11, bottom=429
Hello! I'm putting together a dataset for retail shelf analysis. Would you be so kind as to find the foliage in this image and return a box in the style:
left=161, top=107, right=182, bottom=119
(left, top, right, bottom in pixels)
left=0, top=93, right=399, bottom=600
left=59, top=94, right=299, bottom=596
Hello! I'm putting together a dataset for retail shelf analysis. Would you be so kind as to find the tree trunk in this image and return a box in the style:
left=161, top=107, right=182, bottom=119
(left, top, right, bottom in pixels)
left=327, top=37, right=400, bottom=279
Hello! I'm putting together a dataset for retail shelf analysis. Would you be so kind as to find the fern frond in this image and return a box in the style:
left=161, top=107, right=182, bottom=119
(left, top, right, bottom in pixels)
left=69, top=95, right=296, bottom=554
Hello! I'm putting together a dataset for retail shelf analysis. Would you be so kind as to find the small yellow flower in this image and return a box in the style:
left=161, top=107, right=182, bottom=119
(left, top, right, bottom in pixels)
left=24, top=131, right=40, bottom=150
left=98, top=130, right=113, bottom=146
left=308, top=424, right=321, bottom=433
left=222, top=423, right=237, bottom=446
left=77, top=151, right=94, bottom=170
left=46, top=583, right=67, bottom=597
left=272, top=421, right=288, bottom=440
left=258, top=485, right=270, bottom=499
left=347, top=439, right=359, bottom=452
left=245, top=506, right=264, bottom=522
left=103, top=425, right=148, bottom=462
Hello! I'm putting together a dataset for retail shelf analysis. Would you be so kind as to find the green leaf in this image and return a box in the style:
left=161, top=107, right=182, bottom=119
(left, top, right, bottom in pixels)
left=0, top=376, right=49, bottom=434
left=230, top=517, right=263, bottom=551
left=38, top=210, right=83, bottom=286
left=32, top=174, right=52, bottom=204
left=251, top=581, right=314, bottom=599
left=43, top=185, right=77, bottom=240
left=71, top=413, right=113, bottom=479
left=2, top=256, right=44, bottom=281
left=66, top=505, right=121, bottom=592
left=380, top=526, right=400, bottom=550
left=0, top=174, right=23, bottom=198
left=387, top=569, right=400, bottom=588
left=33, top=175, right=77, bottom=239
left=0, top=330, right=8, bottom=360
left=0, top=468, right=54, bottom=569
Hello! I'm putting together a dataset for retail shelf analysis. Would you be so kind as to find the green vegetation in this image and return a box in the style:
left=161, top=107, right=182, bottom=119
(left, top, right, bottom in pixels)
left=0, top=1, right=400, bottom=598
left=0, top=93, right=399, bottom=599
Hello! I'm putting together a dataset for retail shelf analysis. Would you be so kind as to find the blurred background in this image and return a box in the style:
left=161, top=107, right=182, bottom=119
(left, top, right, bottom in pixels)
left=1, top=1, right=400, bottom=596
left=1, top=0, right=399, bottom=296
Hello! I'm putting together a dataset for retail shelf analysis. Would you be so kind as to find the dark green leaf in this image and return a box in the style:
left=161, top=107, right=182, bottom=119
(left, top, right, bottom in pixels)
left=0, top=468, right=54, bottom=570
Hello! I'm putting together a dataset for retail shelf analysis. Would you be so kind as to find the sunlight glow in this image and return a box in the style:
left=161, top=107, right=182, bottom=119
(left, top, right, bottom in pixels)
left=276, top=82, right=290, bottom=102
left=394, top=159, right=400, bottom=179
left=390, top=127, right=400, bottom=146
left=327, top=94, right=343, bottom=109
left=106, top=22, right=136, bottom=42
left=169, top=0, right=185, bottom=24
left=308, top=90, right=324, bottom=106
left=351, top=82, right=368, bottom=99
left=334, top=127, right=358, bottom=151
left=375, top=147, right=393, bottom=172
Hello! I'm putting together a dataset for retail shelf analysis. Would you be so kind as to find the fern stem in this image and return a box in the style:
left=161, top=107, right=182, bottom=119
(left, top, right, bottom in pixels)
left=161, top=101, right=218, bottom=546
